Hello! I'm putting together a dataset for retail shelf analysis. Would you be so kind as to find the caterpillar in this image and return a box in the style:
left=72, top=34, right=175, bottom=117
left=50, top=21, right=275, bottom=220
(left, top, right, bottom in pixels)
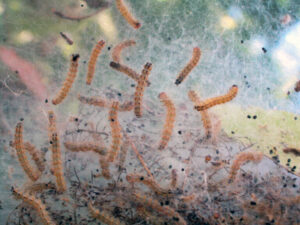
left=59, top=32, right=73, bottom=45
left=112, top=40, right=136, bottom=63
left=12, top=187, right=55, bottom=225
left=88, top=202, right=125, bottom=225
left=115, top=0, right=141, bottom=29
left=126, top=173, right=170, bottom=195
left=48, top=110, right=57, bottom=139
left=110, top=61, right=151, bottom=86
left=195, top=85, right=238, bottom=111
left=133, top=193, right=187, bottom=225
left=50, top=132, right=67, bottom=192
left=134, top=62, right=152, bottom=117
left=64, top=141, right=107, bottom=156
left=24, top=142, right=45, bottom=172
left=52, top=54, right=80, bottom=105
left=170, top=169, right=177, bottom=189
left=86, top=40, right=105, bottom=85
left=158, top=92, right=176, bottom=150
left=188, top=90, right=212, bottom=138
left=107, top=101, right=123, bottom=162
left=25, top=182, right=56, bottom=194
left=283, top=147, right=300, bottom=156
left=175, top=47, right=201, bottom=85
left=78, top=94, right=108, bottom=107
left=99, top=157, right=111, bottom=179
left=14, top=122, right=40, bottom=181
left=228, top=151, right=263, bottom=182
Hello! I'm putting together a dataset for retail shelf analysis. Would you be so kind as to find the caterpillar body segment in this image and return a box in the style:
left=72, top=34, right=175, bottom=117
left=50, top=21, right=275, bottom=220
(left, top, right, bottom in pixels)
left=86, top=40, right=105, bottom=85
left=12, top=187, right=55, bottom=225
left=195, top=85, right=238, bottom=111
left=228, top=151, right=263, bottom=182
left=133, top=193, right=187, bottom=225
left=188, top=90, right=212, bottom=138
left=126, top=173, right=170, bottom=195
left=50, top=133, right=67, bottom=192
left=24, top=142, right=45, bottom=172
left=175, top=47, right=201, bottom=85
left=115, top=0, right=141, bottom=29
left=64, top=141, right=107, bottom=155
left=134, top=63, right=152, bottom=117
left=158, top=92, right=176, bottom=150
left=99, top=157, right=111, bottom=179
left=78, top=94, right=108, bottom=107
left=52, top=54, right=80, bottom=105
left=108, top=101, right=123, bottom=162
left=88, top=202, right=125, bottom=225
left=112, top=40, right=136, bottom=63
left=14, top=122, right=40, bottom=181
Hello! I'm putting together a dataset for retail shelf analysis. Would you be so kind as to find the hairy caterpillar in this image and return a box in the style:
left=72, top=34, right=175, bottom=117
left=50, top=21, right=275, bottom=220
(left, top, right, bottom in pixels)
left=99, top=157, right=111, bottom=179
left=52, top=54, right=80, bottom=105
left=228, top=151, right=263, bottom=182
left=86, top=40, right=105, bottom=85
left=107, top=101, right=123, bottom=162
left=64, top=141, right=107, bottom=156
left=78, top=94, right=108, bottom=107
left=188, top=90, right=212, bottom=138
left=88, top=202, right=125, bottom=225
left=115, top=0, right=141, bottom=29
left=175, top=47, right=201, bottom=85
left=126, top=173, right=170, bottom=195
left=195, top=85, right=238, bottom=111
left=25, top=182, right=56, bottom=194
left=133, top=193, right=187, bottom=225
left=59, top=32, right=73, bottom=45
left=48, top=111, right=66, bottom=192
left=112, top=40, right=136, bottom=63
left=14, top=122, right=40, bottom=181
left=283, top=147, right=300, bottom=156
left=134, top=62, right=152, bottom=117
left=158, top=92, right=176, bottom=150
left=12, top=187, right=55, bottom=225
left=24, top=142, right=45, bottom=172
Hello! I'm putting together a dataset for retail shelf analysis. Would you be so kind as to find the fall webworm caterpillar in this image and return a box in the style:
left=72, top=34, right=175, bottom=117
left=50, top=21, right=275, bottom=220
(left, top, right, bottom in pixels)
left=188, top=90, right=212, bottom=138
left=195, top=85, right=238, bottom=111
left=88, top=202, right=125, bottom=225
left=134, top=62, right=152, bottom=117
left=158, top=92, right=176, bottom=150
left=115, top=0, right=141, bottom=29
left=64, top=141, right=107, bottom=156
left=52, top=54, right=80, bottom=105
left=78, top=94, right=108, bottom=107
left=107, top=101, right=123, bottom=162
left=175, top=47, right=201, bottom=85
left=112, top=40, right=136, bottom=63
left=86, top=40, right=105, bottom=85
left=14, top=122, right=41, bottom=181
left=24, top=142, right=45, bottom=172
left=12, top=187, right=55, bottom=225
left=99, top=157, right=111, bottom=179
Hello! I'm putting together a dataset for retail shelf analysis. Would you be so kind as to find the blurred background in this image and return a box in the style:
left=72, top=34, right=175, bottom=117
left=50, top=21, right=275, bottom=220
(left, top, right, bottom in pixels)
left=0, top=0, right=299, bottom=222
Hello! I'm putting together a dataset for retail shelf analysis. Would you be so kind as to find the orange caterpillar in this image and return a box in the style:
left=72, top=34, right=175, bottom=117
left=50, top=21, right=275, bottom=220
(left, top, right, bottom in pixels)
left=283, top=147, right=300, bottom=156
left=25, top=182, right=56, bottom=194
left=195, top=85, right=238, bottom=111
left=12, top=187, right=55, bottom=225
left=134, top=62, right=152, bottom=117
left=107, top=101, right=123, bottom=162
left=88, top=202, right=125, bottom=225
left=78, top=94, right=108, bottom=107
left=99, top=157, right=111, bottom=179
left=115, top=0, right=141, bottom=29
left=24, top=142, right=45, bottom=172
left=52, top=54, right=80, bottom=105
left=112, top=40, right=136, bottom=63
left=228, top=151, right=263, bottom=182
left=64, top=141, right=107, bottom=156
left=86, top=40, right=105, bottom=85
left=188, top=90, right=212, bottom=138
left=14, top=122, right=40, bottom=181
left=133, top=193, right=187, bottom=225
left=175, top=47, right=201, bottom=85
left=110, top=61, right=151, bottom=86
left=158, top=92, right=176, bottom=150
left=126, top=173, right=170, bottom=195
left=48, top=110, right=57, bottom=139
